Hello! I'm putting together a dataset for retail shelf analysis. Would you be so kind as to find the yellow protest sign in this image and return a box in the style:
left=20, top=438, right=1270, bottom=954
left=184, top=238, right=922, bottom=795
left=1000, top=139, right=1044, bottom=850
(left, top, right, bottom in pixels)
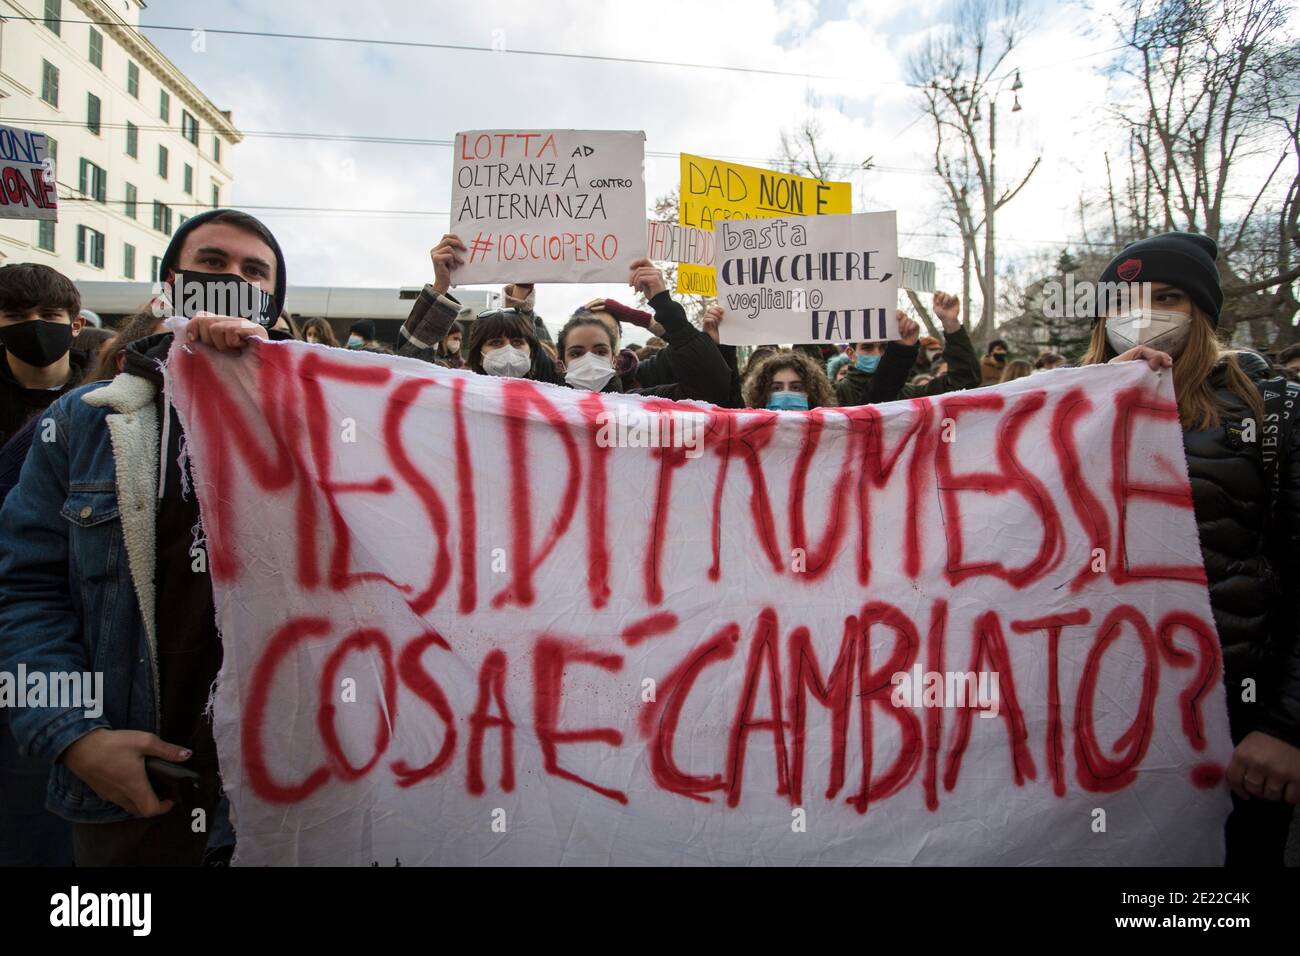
left=677, top=153, right=852, bottom=296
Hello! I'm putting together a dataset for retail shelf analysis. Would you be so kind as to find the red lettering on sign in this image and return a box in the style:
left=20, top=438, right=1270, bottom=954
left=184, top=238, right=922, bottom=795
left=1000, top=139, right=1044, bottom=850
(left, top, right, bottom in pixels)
left=533, top=637, right=628, bottom=804
left=467, top=649, right=515, bottom=795
left=391, top=631, right=457, bottom=787
left=1074, top=605, right=1159, bottom=792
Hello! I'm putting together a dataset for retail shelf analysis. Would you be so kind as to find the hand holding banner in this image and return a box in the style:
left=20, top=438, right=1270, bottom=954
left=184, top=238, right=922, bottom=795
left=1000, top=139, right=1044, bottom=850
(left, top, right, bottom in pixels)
left=166, top=338, right=1234, bottom=867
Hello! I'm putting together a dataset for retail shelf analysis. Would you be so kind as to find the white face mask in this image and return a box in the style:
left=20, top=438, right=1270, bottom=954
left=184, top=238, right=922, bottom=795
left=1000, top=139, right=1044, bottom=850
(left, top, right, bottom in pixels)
left=564, top=351, right=616, bottom=392
left=482, top=344, right=531, bottom=378
left=1105, top=309, right=1193, bottom=358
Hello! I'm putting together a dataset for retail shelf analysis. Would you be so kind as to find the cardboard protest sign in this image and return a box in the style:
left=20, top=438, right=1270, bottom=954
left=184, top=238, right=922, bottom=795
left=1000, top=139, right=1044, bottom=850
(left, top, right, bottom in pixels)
left=449, top=129, right=646, bottom=285
left=646, top=219, right=714, bottom=269
left=677, top=153, right=851, bottom=296
left=167, top=336, right=1234, bottom=866
left=714, top=211, right=899, bottom=346
left=900, top=257, right=936, bottom=293
left=0, top=123, right=57, bottom=221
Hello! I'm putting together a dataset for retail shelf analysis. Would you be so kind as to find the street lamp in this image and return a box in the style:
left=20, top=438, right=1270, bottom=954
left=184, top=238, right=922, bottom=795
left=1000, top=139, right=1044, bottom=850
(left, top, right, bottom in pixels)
left=982, top=68, right=1026, bottom=340
left=936, top=68, right=1026, bottom=338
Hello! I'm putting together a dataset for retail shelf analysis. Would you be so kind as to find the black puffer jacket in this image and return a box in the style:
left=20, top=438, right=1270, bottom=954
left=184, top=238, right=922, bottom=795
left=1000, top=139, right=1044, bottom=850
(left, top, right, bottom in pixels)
left=1184, top=352, right=1300, bottom=747
left=623, top=292, right=731, bottom=406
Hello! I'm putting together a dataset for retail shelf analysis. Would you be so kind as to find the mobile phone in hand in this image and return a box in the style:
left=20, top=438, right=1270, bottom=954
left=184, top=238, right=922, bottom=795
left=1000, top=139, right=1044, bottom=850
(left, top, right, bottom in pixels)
left=144, top=756, right=201, bottom=801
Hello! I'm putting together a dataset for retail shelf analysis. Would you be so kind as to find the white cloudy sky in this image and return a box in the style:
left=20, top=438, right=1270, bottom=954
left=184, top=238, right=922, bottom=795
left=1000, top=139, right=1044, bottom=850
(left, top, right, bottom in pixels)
left=141, top=0, right=1154, bottom=340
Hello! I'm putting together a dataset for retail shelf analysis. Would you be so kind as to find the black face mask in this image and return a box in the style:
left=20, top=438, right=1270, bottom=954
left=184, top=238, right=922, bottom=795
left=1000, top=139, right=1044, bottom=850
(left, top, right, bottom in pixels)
left=170, top=271, right=276, bottom=328
left=0, top=319, right=73, bottom=368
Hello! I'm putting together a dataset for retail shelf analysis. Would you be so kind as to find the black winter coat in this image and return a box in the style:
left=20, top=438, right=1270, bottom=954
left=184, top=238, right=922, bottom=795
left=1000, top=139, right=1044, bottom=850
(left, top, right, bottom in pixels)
left=623, top=292, right=731, bottom=406
left=1187, top=353, right=1300, bottom=747
left=0, top=347, right=90, bottom=447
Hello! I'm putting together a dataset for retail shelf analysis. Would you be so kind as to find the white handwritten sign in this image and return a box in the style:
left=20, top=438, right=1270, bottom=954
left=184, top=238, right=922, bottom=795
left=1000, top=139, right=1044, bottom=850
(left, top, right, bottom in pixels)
left=0, top=123, right=57, bottom=221
left=900, top=257, right=936, bottom=293
left=165, top=334, right=1235, bottom=867
left=714, top=211, right=899, bottom=345
left=646, top=220, right=714, bottom=269
left=450, top=129, right=646, bottom=285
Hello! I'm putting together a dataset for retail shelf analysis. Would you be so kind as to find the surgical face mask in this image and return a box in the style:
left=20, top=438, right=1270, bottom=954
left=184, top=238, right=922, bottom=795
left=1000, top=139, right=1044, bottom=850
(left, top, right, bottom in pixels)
left=767, top=391, right=809, bottom=411
left=1105, top=309, right=1193, bottom=359
left=482, top=344, right=531, bottom=378
left=0, top=319, right=73, bottom=368
left=855, top=353, right=881, bottom=374
left=346, top=335, right=364, bottom=349
left=564, top=351, right=616, bottom=392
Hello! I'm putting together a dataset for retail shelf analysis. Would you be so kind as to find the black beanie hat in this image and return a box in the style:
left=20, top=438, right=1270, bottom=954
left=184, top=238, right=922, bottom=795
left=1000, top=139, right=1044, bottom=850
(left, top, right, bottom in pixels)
left=350, top=319, right=376, bottom=341
left=159, top=208, right=288, bottom=319
left=1096, top=231, right=1222, bottom=327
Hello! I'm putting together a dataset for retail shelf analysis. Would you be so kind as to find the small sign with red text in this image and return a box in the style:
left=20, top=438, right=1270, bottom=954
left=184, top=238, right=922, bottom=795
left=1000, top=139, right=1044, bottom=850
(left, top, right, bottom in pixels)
left=450, top=129, right=646, bottom=285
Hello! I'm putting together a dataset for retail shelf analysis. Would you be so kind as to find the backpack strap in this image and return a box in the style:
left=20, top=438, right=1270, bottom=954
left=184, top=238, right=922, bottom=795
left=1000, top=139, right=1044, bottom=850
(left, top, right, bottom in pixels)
left=1260, top=375, right=1300, bottom=522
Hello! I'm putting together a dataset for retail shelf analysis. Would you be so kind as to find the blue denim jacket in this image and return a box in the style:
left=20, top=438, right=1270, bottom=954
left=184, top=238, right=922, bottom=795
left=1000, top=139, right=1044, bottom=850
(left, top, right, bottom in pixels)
left=0, top=373, right=161, bottom=823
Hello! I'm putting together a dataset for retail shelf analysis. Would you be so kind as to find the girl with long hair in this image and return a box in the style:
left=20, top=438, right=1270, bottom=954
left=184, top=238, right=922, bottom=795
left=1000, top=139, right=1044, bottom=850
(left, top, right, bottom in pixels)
left=1084, top=232, right=1300, bottom=865
left=740, top=350, right=837, bottom=411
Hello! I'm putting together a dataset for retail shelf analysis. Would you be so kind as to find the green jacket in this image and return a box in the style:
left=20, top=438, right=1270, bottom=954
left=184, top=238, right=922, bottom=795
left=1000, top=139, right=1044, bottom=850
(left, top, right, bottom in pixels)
left=834, top=326, right=981, bottom=407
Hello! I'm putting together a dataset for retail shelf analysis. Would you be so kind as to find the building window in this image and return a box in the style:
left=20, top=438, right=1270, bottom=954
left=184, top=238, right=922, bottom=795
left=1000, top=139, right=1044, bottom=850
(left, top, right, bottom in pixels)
left=211, top=182, right=220, bottom=208
left=77, top=226, right=105, bottom=268
left=124, top=243, right=136, bottom=279
left=151, top=256, right=162, bottom=281
left=37, top=220, right=56, bottom=252
left=126, top=121, right=138, bottom=158
left=124, top=182, right=137, bottom=219
left=40, top=61, right=59, bottom=108
left=78, top=158, right=106, bottom=203
left=212, top=136, right=221, bottom=163
left=43, top=0, right=60, bottom=35
left=183, top=164, right=193, bottom=195
left=87, top=93, right=101, bottom=134
left=181, top=110, right=199, bottom=145
left=153, top=200, right=173, bottom=235
left=45, top=137, right=57, bottom=176
left=160, top=89, right=170, bottom=123
left=127, top=60, right=140, bottom=98
left=89, top=27, right=103, bottom=69
left=158, top=144, right=168, bottom=179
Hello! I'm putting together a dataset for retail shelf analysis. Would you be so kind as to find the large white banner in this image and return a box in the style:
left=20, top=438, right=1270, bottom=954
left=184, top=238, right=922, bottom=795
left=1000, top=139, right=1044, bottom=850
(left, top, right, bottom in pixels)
left=714, top=211, right=899, bottom=346
left=165, top=335, right=1234, bottom=866
left=449, top=129, right=646, bottom=285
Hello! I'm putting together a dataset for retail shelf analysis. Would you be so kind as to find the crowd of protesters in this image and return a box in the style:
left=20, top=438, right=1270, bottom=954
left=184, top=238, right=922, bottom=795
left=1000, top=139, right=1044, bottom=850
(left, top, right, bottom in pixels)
left=0, top=210, right=1297, bottom=869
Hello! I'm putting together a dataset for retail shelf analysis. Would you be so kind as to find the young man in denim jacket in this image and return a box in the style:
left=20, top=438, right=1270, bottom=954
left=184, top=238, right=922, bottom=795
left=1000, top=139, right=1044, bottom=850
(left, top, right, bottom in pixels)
left=0, top=208, right=287, bottom=865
